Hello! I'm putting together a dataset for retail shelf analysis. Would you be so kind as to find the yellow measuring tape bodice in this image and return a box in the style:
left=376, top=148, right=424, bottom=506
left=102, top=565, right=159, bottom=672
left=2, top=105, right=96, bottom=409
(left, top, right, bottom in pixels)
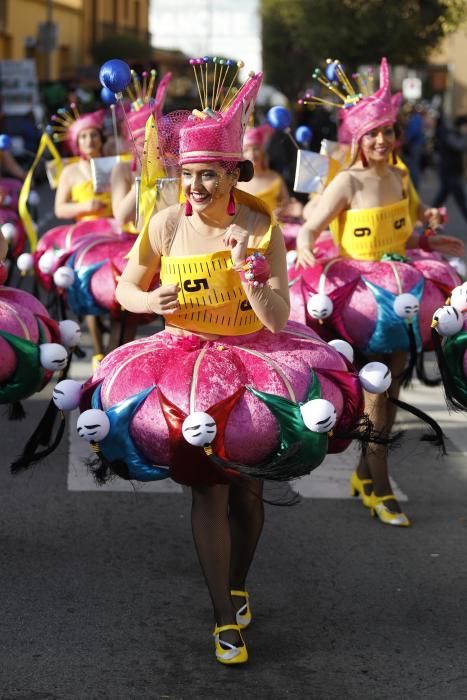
left=160, top=235, right=270, bottom=336
left=334, top=198, right=412, bottom=260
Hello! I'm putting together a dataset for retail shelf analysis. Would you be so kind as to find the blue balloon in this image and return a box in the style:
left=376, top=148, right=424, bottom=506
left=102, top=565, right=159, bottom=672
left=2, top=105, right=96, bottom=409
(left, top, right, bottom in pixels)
left=100, top=86, right=117, bottom=105
left=295, top=125, right=312, bottom=146
left=266, top=106, right=292, bottom=130
left=99, top=59, right=131, bottom=93
left=325, top=61, right=338, bottom=82
left=0, top=134, right=11, bottom=151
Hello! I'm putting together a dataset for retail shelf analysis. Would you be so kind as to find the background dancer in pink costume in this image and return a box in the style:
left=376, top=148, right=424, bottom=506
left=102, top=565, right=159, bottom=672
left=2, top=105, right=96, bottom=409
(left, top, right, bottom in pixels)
left=295, top=58, right=464, bottom=527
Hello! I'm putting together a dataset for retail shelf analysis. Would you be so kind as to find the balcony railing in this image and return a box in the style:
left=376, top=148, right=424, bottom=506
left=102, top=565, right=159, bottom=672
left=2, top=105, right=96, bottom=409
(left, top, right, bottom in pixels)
left=96, top=22, right=151, bottom=44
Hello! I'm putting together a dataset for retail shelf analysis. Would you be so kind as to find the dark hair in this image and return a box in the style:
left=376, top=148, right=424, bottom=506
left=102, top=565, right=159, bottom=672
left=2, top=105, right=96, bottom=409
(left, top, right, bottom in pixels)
left=237, top=160, right=254, bottom=182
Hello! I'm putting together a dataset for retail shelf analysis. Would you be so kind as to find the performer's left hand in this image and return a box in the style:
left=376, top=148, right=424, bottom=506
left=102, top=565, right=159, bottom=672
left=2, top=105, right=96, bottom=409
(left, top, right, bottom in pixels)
left=423, top=207, right=442, bottom=228
left=224, top=224, right=249, bottom=266
left=428, top=234, right=465, bottom=258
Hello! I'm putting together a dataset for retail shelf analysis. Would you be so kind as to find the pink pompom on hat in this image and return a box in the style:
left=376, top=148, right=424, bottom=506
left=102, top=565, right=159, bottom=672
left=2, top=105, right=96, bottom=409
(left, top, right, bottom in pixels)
left=243, top=123, right=274, bottom=148
left=176, top=59, right=263, bottom=164
left=301, top=57, right=401, bottom=146
left=50, top=106, right=105, bottom=155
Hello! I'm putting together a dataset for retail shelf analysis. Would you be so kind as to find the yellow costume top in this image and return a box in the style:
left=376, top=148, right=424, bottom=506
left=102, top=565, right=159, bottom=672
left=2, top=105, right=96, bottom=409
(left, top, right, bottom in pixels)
left=71, top=180, right=112, bottom=221
left=333, top=198, right=411, bottom=260
left=253, top=175, right=283, bottom=213
left=157, top=189, right=274, bottom=336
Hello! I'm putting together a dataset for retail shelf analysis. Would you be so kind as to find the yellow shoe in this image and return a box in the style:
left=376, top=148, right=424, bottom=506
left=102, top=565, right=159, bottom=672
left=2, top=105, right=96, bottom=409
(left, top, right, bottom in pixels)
left=230, top=589, right=252, bottom=629
left=213, top=624, right=248, bottom=665
left=370, top=493, right=411, bottom=527
left=92, top=353, right=104, bottom=372
left=350, top=470, right=373, bottom=508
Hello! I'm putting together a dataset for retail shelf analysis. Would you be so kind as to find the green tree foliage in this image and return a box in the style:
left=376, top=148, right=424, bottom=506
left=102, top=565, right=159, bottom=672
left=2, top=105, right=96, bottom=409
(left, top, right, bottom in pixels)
left=261, top=0, right=467, bottom=99
left=91, top=34, right=153, bottom=65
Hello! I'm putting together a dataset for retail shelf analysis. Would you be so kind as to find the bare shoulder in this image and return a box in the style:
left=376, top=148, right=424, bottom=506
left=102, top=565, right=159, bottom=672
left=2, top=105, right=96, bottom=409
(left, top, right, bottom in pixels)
left=150, top=203, right=181, bottom=230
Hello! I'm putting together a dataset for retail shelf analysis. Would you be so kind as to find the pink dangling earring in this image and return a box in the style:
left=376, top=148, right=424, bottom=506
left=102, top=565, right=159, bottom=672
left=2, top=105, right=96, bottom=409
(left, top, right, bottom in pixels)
left=227, top=190, right=236, bottom=216
left=392, top=150, right=397, bottom=165
left=184, top=199, right=193, bottom=216
left=359, top=149, right=368, bottom=167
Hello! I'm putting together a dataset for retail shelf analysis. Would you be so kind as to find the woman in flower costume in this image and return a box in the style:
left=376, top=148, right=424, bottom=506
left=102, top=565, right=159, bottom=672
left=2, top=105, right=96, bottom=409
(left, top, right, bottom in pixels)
left=0, top=228, right=73, bottom=417
left=62, top=60, right=388, bottom=665
left=293, top=58, right=464, bottom=527
left=0, top=139, right=29, bottom=275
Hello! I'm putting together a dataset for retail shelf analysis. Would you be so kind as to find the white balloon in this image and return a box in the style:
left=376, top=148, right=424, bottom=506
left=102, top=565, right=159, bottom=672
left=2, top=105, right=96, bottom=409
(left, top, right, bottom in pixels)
left=359, top=362, right=392, bottom=394
left=450, top=282, right=467, bottom=314
left=1, top=222, right=17, bottom=241
left=286, top=250, right=298, bottom=269
left=38, top=249, right=58, bottom=274
left=39, top=343, right=68, bottom=371
left=16, top=252, right=34, bottom=272
left=28, top=190, right=40, bottom=206
left=59, top=319, right=82, bottom=348
left=77, top=409, right=110, bottom=442
left=307, top=293, right=333, bottom=320
left=393, top=293, right=419, bottom=319
left=182, top=412, right=217, bottom=447
left=328, top=339, right=354, bottom=364
left=449, top=257, right=466, bottom=277
left=53, top=266, right=75, bottom=289
left=431, top=305, right=464, bottom=337
left=52, top=379, right=82, bottom=411
left=300, top=398, right=337, bottom=433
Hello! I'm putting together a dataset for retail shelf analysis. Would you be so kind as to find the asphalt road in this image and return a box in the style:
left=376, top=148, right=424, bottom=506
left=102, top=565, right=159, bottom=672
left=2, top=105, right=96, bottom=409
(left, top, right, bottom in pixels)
left=1, top=169, right=467, bottom=699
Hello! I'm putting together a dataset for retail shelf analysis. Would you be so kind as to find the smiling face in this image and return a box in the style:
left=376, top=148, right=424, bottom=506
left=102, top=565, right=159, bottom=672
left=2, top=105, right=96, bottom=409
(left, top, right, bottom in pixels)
left=77, top=127, right=103, bottom=159
left=360, top=123, right=396, bottom=164
left=181, top=162, right=237, bottom=215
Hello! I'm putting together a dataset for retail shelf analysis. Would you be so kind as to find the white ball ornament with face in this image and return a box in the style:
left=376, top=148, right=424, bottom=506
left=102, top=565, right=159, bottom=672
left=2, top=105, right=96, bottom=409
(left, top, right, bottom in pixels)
left=38, top=249, right=58, bottom=274
left=328, top=339, right=354, bottom=364
left=77, top=409, right=110, bottom=442
left=16, top=252, right=34, bottom=273
left=307, top=293, right=333, bottom=320
left=39, top=343, right=68, bottom=372
left=52, top=379, right=82, bottom=411
left=300, top=399, right=337, bottom=433
left=393, top=293, right=420, bottom=320
left=53, top=266, right=75, bottom=289
left=450, top=283, right=467, bottom=314
left=59, top=320, right=82, bottom=348
left=1, top=222, right=17, bottom=241
left=431, top=306, right=464, bottom=336
left=182, top=412, right=217, bottom=447
left=359, top=362, right=392, bottom=394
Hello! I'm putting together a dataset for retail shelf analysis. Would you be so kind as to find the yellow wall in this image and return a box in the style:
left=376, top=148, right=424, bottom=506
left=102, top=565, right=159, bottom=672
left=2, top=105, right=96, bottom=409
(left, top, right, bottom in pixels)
left=0, top=0, right=83, bottom=80
left=0, top=0, right=150, bottom=81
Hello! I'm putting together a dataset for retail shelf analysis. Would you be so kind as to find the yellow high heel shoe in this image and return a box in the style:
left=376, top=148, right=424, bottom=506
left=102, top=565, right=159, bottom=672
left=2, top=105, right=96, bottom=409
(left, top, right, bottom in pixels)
left=230, top=589, right=252, bottom=629
left=213, top=624, right=248, bottom=665
left=350, top=470, right=373, bottom=508
left=370, top=493, right=411, bottom=527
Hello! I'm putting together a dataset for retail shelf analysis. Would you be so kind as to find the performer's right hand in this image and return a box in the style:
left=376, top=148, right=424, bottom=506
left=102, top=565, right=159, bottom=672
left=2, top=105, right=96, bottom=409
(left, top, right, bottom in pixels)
left=295, top=246, right=317, bottom=269
left=147, top=284, right=180, bottom=315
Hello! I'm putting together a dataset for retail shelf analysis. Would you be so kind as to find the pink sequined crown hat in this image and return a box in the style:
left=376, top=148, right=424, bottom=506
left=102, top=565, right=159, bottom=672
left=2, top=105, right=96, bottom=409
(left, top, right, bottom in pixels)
left=51, top=107, right=106, bottom=155
left=178, top=67, right=263, bottom=164
left=302, top=57, right=401, bottom=146
left=339, top=58, right=401, bottom=144
left=123, top=71, right=172, bottom=144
